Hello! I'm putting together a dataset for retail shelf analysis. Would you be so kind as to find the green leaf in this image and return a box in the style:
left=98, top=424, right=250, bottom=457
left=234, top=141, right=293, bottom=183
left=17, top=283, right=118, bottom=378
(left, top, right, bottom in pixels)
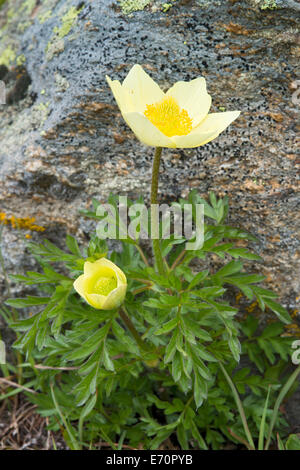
left=193, top=372, right=208, bottom=407
left=66, top=234, right=82, bottom=257
left=102, top=346, right=115, bottom=371
left=214, top=260, right=243, bottom=278
left=155, top=317, right=178, bottom=336
left=5, top=296, right=51, bottom=308
left=164, top=331, right=178, bottom=363
left=188, top=270, right=209, bottom=290
left=79, top=393, right=97, bottom=420
left=193, top=286, right=226, bottom=299
left=177, top=423, right=189, bottom=450
left=264, top=299, right=292, bottom=324
left=172, top=351, right=182, bottom=382
left=182, top=318, right=212, bottom=342
left=66, top=324, right=110, bottom=361
left=190, top=420, right=208, bottom=449
left=227, top=248, right=262, bottom=261
left=225, top=273, right=265, bottom=285
left=228, top=336, right=241, bottom=362
left=260, top=322, right=284, bottom=338
left=285, top=434, right=300, bottom=450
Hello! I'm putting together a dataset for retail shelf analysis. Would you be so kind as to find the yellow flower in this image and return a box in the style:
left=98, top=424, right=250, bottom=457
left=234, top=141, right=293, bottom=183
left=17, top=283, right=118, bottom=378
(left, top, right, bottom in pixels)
left=73, top=258, right=127, bottom=310
left=106, top=64, right=240, bottom=148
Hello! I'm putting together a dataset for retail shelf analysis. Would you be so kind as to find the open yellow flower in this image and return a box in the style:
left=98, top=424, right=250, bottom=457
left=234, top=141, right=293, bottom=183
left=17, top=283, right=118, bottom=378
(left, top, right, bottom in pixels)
left=73, top=258, right=127, bottom=310
left=106, top=64, right=240, bottom=148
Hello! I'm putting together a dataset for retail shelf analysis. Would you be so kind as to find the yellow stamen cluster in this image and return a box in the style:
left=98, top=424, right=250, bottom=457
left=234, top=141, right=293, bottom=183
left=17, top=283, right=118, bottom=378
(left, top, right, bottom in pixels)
left=144, top=96, right=193, bottom=137
left=93, top=276, right=117, bottom=296
left=0, top=213, right=45, bottom=233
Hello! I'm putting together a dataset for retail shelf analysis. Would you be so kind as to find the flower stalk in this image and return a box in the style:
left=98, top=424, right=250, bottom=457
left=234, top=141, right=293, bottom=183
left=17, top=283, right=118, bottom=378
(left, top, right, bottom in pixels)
left=119, top=308, right=148, bottom=352
left=150, top=147, right=166, bottom=276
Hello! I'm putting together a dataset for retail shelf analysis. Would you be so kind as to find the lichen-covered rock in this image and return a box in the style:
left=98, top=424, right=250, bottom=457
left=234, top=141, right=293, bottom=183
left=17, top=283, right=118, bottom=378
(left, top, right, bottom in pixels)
left=0, top=0, right=299, bottom=315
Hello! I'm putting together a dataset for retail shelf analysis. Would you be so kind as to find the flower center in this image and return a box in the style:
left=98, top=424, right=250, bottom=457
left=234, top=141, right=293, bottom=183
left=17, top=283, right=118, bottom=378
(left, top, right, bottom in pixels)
left=144, top=96, right=193, bottom=137
left=93, top=276, right=117, bottom=296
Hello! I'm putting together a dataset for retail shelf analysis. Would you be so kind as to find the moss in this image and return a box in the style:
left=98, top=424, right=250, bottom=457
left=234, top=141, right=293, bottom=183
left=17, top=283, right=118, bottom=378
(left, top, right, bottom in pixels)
left=16, top=54, right=26, bottom=66
left=52, top=5, right=84, bottom=39
left=0, top=45, right=16, bottom=67
left=35, top=101, right=49, bottom=112
left=260, top=0, right=278, bottom=9
left=20, top=0, right=36, bottom=15
left=31, top=101, right=50, bottom=128
left=45, top=38, right=64, bottom=60
left=45, top=4, right=84, bottom=60
left=38, top=9, right=52, bottom=24
left=6, top=7, right=15, bottom=20
left=162, top=3, right=172, bottom=12
left=254, top=0, right=280, bottom=9
left=118, top=0, right=151, bottom=15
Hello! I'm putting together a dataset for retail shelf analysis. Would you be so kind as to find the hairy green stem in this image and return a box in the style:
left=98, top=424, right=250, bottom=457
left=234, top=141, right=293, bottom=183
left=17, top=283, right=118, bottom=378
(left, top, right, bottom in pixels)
left=150, top=147, right=165, bottom=275
left=119, top=308, right=148, bottom=352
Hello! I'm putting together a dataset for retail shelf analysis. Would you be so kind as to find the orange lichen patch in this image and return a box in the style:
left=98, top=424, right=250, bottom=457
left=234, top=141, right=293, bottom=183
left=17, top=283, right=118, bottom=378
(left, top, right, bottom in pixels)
left=0, top=213, right=45, bottom=233
left=246, top=301, right=258, bottom=313
left=113, top=132, right=126, bottom=144
left=262, top=111, right=284, bottom=123
left=223, top=22, right=253, bottom=36
left=284, top=323, right=300, bottom=338
left=244, top=179, right=265, bottom=192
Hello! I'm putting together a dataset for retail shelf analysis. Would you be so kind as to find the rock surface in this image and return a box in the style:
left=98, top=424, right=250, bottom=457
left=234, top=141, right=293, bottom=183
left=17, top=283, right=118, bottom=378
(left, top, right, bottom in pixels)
left=0, top=0, right=299, bottom=304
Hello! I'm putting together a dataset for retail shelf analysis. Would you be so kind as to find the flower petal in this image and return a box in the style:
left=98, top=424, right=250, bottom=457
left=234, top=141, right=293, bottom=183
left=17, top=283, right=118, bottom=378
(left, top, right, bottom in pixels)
left=106, top=76, right=133, bottom=114
left=193, top=110, right=241, bottom=134
left=123, top=112, right=176, bottom=147
left=73, top=274, right=87, bottom=300
left=102, top=285, right=127, bottom=310
left=171, top=129, right=220, bottom=148
left=171, top=110, right=240, bottom=148
left=94, top=258, right=127, bottom=286
left=166, top=77, right=212, bottom=127
left=85, top=293, right=107, bottom=309
left=121, top=64, right=165, bottom=112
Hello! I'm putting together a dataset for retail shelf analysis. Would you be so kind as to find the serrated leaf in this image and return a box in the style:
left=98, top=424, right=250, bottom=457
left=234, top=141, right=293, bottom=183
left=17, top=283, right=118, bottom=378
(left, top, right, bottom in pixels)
left=155, top=317, right=178, bottom=335
left=188, top=270, right=209, bottom=290
left=66, top=324, right=109, bottom=361
left=5, top=296, right=51, bottom=308
left=214, top=260, right=243, bottom=278
left=264, top=299, right=292, bottom=324
left=164, top=331, right=178, bottom=363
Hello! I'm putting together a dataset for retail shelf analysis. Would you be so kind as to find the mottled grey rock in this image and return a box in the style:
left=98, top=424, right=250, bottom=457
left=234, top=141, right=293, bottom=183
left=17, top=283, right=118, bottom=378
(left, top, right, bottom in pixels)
left=0, top=0, right=299, bottom=309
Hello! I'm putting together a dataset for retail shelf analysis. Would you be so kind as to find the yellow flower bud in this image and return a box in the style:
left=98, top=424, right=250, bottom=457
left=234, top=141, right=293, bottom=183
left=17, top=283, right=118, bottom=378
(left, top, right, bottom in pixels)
left=73, top=258, right=127, bottom=310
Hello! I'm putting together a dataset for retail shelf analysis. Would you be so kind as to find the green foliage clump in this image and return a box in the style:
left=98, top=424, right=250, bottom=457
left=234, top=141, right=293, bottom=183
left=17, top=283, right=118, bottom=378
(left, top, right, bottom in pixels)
left=2, top=191, right=298, bottom=450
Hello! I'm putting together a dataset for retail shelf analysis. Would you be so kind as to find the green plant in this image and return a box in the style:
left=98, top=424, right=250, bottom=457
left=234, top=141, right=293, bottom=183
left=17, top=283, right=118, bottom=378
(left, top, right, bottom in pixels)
left=277, top=433, right=300, bottom=450
left=1, top=189, right=297, bottom=449
left=1, top=65, right=298, bottom=450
